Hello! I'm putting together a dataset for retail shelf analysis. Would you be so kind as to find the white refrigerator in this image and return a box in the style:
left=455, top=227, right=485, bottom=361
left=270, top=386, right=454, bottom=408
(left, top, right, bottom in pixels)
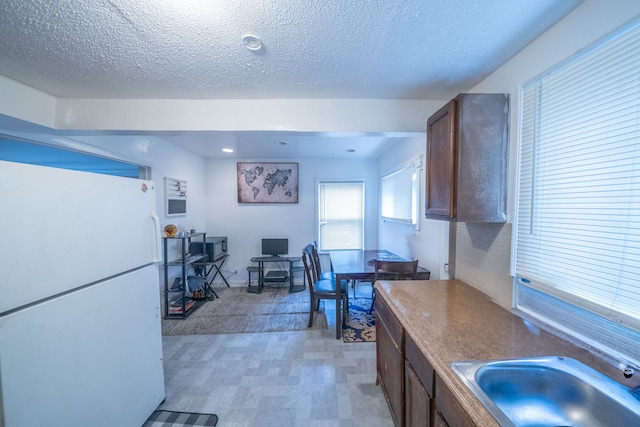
left=0, top=160, right=166, bottom=427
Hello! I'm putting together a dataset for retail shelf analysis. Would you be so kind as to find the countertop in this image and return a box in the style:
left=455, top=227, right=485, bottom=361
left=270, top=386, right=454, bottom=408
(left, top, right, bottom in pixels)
left=375, top=279, right=640, bottom=426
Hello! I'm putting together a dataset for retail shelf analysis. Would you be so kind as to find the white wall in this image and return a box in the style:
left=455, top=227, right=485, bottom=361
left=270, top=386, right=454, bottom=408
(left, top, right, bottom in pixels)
left=455, top=0, right=640, bottom=308
left=204, top=157, right=378, bottom=285
left=377, top=136, right=450, bottom=280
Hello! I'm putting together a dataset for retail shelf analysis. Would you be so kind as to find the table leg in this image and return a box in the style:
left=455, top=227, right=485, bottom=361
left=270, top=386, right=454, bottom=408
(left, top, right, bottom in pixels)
left=211, top=262, right=230, bottom=287
left=335, top=273, right=347, bottom=339
left=204, top=279, right=218, bottom=300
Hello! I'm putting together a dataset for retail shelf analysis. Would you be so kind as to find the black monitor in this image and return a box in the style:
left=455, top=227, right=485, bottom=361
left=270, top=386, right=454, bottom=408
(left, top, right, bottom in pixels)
left=262, top=238, right=288, bottom=256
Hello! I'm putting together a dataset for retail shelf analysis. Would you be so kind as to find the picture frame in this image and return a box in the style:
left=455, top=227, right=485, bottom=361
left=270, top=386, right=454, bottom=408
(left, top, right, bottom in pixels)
left=237, top=162, right=299, bottom=203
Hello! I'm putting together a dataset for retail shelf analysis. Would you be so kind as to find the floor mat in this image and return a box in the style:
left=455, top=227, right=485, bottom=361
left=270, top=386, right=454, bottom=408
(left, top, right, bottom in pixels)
left=342, top=298, right=376, bottom=342
left=142, top=410, right=218, bottom=427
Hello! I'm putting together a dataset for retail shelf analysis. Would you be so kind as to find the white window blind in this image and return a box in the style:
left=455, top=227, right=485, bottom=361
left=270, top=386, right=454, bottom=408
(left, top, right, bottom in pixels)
left=318, top=181, right=364, bottom=250
left=515, top=17, right=640, bottom=352
left=381, top=157, right=421, bottom=225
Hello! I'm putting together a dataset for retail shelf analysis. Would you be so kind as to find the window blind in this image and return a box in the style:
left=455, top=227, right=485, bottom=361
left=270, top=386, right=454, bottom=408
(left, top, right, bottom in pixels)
left=381, top=158, right=421, bottom=225
left=318, top=181, right=364, bottom=250
left=515, top=17, right=640, bottom=343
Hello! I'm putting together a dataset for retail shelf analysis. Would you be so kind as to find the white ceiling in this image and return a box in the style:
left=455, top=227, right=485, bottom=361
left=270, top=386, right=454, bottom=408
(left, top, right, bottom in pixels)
left=0, top=0, right=582, bottom=158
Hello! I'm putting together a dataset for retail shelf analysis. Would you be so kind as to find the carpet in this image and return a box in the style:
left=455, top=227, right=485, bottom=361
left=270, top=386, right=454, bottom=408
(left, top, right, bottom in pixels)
left=342, top=298, right=376, bottom=343
left=161, top=286, right=328, bottom=336
left=143, top=410, right=217, bottom=427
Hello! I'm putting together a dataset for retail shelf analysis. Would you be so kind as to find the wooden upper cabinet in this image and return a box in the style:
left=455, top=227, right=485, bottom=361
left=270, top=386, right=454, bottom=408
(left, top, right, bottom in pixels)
left=425, top=93, right=509, bottom=222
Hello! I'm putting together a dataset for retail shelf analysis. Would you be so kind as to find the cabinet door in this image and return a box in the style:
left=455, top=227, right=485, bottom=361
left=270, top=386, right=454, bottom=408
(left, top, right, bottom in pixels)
left=376, top=314, right=404, bottom=426
left=405, top=361, right=431, bottom=427
left=435, top=375, right=475, bottom=427
left=405, top=334, right=434, bottom=426
left=425, top=99, right=457, bottom=219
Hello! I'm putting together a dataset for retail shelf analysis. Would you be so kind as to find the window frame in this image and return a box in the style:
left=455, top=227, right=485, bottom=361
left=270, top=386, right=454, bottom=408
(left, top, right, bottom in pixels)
left=512, top=17, right=640, bottom=366
left=0, top=134, right=150, bottom=179
left=380, top=156, right=422, bottom=229
left=316, top=179, right=365, bottom=251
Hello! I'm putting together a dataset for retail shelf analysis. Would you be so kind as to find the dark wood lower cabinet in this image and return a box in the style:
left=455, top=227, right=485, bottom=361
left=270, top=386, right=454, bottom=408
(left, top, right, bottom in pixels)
left=376, top=297, right=475, bottom=427
left=405, top=361, right=431, bottom=426
left=376, top=297, right=404, bottom=426
left=405, top=333, right=434, bottom=426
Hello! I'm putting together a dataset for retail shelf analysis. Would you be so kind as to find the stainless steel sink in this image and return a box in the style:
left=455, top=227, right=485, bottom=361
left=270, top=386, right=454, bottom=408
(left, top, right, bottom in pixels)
left=451, top=356, right=640, bottom=427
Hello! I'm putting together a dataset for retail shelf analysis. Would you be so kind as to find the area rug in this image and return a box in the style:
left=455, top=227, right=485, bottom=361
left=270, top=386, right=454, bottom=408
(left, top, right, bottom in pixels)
left=142, top=410, right=217, bottom=427
left=342, top=298, right=376, bottom=343
left=161, top=286, right=328, bottom=336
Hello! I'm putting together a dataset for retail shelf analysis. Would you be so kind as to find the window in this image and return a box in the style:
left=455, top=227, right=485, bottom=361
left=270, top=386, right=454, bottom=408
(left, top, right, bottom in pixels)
left=317, top=181, right=364, bottom=250
left=0, top=136, right=148, bottom=178
left=381, top=156, right=421, bottom=227
left=514, top=19, right=640, bottom=364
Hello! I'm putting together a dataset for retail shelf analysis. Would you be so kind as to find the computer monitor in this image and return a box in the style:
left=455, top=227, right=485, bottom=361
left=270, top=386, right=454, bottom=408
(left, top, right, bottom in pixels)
left=262, top=238, right=288, bottom=256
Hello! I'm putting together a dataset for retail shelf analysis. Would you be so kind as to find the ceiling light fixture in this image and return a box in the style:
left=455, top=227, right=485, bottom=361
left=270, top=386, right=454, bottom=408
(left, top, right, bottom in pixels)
left=242, top=34, right=262, bottom=51
left=222, top=148, right=234, bottom=153
left=276, top=141, right=288, bottom=146
left=346, top=149, right=356, bottom=153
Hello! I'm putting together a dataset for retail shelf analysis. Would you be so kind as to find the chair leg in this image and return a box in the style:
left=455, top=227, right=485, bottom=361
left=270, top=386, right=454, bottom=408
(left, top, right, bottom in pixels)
left=308, top=298, right=314, bottom=327
left=369, top=293, right=376, bottom=314
left=335, top=299, right=341, bottom=339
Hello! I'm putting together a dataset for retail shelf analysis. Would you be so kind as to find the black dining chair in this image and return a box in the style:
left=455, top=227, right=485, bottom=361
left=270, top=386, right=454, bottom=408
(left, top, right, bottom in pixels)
left=309, top=242, right=353, bottom=293
left=370, top=259, right=419, bottom=313
left=302, top=247, right=348, bottom=339
left=310, top=241, right=336, bottom=281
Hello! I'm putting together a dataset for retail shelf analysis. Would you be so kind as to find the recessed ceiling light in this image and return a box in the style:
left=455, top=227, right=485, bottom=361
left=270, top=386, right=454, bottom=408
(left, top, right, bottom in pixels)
left=346, top=149, right=356, bottom=153
left=222, top=148, right=234, bottom=153
left=242, top=34, right=262, bottom=51
left=276, top=141, right=288, bottom=146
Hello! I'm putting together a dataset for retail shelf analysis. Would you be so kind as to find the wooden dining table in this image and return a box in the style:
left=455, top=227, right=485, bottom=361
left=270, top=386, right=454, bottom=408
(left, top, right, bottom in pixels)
left=328, top=249, right=430, bottom=338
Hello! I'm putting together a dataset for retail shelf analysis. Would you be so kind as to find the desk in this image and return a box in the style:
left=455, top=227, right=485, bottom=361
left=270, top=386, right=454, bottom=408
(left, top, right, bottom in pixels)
left=249, top=256, right=304, bottom=294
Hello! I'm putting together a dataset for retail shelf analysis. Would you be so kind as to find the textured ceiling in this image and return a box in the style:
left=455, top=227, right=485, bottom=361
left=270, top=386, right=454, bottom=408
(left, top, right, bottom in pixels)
left=0, top=0, right=582, bottom=100
left=0, top=0, right=582, bottom=158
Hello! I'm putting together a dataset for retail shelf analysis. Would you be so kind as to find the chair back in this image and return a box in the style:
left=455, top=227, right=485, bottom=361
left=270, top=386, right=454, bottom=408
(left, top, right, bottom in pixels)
left=374, top=259, right=419, bottom=281
left=302, top=247, right=319, bottom=283
left=310, top=244, right=324, bottom=276
left=311, top=240, right=334, bottom=274
left=302, top=252, right=319, bottom=301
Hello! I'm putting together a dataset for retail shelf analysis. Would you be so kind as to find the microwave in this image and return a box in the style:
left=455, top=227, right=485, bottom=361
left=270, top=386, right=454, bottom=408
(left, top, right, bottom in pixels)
left=190, top=236, right=228, bottom=262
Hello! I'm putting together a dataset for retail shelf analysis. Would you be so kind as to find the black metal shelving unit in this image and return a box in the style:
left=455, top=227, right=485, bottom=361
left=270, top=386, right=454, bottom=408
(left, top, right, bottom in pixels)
left=162, top=232, right=207, bottom=318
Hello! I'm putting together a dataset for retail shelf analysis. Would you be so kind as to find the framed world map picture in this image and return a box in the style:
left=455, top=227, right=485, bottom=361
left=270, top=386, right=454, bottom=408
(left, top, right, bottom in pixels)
left=237, top=162, right=299, bottom=203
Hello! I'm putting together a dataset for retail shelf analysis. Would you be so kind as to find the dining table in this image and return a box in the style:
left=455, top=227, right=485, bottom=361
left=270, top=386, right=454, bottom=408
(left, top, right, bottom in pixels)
left=328, top=249, right=431, bottom=338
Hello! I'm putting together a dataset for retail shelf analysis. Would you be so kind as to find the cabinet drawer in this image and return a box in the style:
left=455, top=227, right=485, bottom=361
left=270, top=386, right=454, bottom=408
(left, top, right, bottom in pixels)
left=406, top=334, right=434, bottom=399
left=376, top=296, right=403, bottom=348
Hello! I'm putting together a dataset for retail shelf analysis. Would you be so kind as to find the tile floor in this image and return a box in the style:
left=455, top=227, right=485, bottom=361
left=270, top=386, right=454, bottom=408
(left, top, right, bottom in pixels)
left=157, top=282, right=393, bottom=427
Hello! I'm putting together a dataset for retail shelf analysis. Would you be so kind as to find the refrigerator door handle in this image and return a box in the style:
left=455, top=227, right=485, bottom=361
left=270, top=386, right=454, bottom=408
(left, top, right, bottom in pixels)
left=151, top=212, right=162, bottom=263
